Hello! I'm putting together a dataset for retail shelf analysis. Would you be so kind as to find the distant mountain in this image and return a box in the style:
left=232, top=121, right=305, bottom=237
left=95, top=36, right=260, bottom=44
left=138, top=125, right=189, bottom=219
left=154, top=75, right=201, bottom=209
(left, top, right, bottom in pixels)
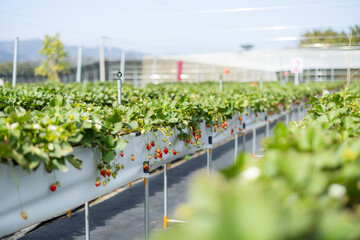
left=0, top=39, right=145, bottom=65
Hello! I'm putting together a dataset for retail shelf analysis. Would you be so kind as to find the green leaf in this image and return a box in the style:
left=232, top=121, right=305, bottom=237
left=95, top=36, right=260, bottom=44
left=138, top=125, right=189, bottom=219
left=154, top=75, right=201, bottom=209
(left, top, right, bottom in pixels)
left=66, top=155, right=82, bottom=170
left=103, top=151, right=115, bottom=163
left=128, top=121, right=138, bottom=130
left=114, top=138, right=127, bottom=150
left=111, top=122, right=123, bottom=134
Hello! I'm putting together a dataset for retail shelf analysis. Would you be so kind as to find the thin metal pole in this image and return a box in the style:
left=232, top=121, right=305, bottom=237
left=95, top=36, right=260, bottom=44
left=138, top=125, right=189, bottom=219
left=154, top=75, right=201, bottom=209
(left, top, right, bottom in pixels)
left=242, top=132, right=246, bottom=151
left=265, top=122, right=269, bottom=137
left=144, top=178, right=149, bottom=240
left=252, top=128, right=256, bottom=156
left=294, top=72, right=299, bottom=86
left=234, top=133, right=238, bottom=164
left=12, top=37, right=18, bottom=88
left=207, top=135, right=213, bottom=176
left=85, top=202, right=90, bottom=240
left=76, top=46, right=82, bottom=83
left=117, top=80, right=122, bottom=105
left=219, top=75, right=223, bottom=92
left=163, top=165, right=168, bottom=228
left=120, top=50, right=126, bottom=81
left=99, top=36, right=105, bottom=82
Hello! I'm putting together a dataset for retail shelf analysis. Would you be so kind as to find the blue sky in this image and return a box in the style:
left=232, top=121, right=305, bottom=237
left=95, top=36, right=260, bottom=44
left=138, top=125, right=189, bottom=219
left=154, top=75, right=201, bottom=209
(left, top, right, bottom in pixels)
left=0, top=0, right=359, bottom=54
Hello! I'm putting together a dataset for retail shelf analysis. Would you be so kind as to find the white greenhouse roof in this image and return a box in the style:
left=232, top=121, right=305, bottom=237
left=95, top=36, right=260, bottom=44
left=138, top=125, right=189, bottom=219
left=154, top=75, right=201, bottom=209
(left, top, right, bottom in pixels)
left=156, top=48, right=360, bottom=71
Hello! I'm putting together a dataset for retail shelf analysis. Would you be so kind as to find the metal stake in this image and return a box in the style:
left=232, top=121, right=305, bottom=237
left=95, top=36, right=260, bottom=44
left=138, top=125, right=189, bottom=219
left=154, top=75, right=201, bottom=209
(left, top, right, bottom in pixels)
left=234, top=133, right=238, bottom=164
left=219, top=75, right=223, bottom=92
left=99, top=36, right=105, bottom=82
left=207, top=135, right=213, bottom=176
left=252, top=128, right=256, bottom=157
left=76, top=46, right=82, bottom=83
left=144, top=178, right=149, bottom=240
left=116, top=71, right=122, bottom=105
left=163, top=165, right=168, bottom=228
left=12, top=37, right=18, bottom=88
left=242, top=132, right=246, bottom=152
left=85, top=202, right=90, bottom=240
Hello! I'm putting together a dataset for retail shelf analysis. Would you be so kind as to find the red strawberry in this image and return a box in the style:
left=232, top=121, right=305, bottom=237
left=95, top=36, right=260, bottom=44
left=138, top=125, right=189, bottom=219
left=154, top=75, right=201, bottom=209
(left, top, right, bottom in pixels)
left=100, top=169, right=106, bottom=177
left=239, top=128, right=242, bottom=131
left=159, top=152, right=163, bottom=159
left=199, top=134, right=202, bottom=138
left=154, top=154, right=158, bottom=159
left=246, top=113, right=249, bottom=116
left=157, top=148, right=161, bottom=153
left=164, top=148, right=169, bottom=154
left=144, top=165, right=149, bottom=170
left=106, top=169, right=112, bottom=177
left=186, top=139, right=190, bottom=143
left=192, top=132, right=196, bottom=136
left=131, top=155, right=135, bottom=161
left=50, top=184, right=57, bottom=192
left=255, top=113, right=258, bottom=117
left=268, top=120, right=271, bottom=123
left=95, top=180, right=101, bottom=187
left=195, top=136, right=199, bottom=141
left=173, top=150, right=177, bottom=155
left=239, top=116, right=242, bottom=121
left=151, top=141, right=155, bottom=147
left=146, top=144, right=151, bottom=150
left=191, top=141, right=193, bottom=144
left=206, top=124, right=210, bottom=128
left=21, top=211, right=28, bottom=220
left=224, top=122, right=228, bottom=127
left=120, top=151, right=124, bottom=157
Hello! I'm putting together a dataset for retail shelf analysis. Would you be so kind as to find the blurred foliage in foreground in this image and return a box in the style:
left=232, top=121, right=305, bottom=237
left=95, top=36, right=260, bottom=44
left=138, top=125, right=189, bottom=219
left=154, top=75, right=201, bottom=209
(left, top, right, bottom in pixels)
left=152, top=86, right=360, bottom=240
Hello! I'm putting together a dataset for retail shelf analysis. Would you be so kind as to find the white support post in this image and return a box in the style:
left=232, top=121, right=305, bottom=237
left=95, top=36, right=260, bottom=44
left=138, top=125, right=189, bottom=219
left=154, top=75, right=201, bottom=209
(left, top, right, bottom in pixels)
left=76, top=46, right=82, bottom=83
left=219, top=75, right=223, bottom=92
left=163, top=165, right=168, bottom=228
left=265, top=120, right=270, bottom=137
left=294, top=72, right=299, bottom=86
left=99, top=37, right=105, bottom=82
left=234, top=133, right=238, bottom=164
left=252, top=128, right=256, bottom=157
left=120, top=50, right=126, bottom=81
left=144, top=178, right=149, bottom=240
left=242, top=132, right=246, bottom=151
left=85, top=202, right=90, bottom=240
left=12, top=37, right=18, bottom=88
left=207, top=134, right=213, bottom=176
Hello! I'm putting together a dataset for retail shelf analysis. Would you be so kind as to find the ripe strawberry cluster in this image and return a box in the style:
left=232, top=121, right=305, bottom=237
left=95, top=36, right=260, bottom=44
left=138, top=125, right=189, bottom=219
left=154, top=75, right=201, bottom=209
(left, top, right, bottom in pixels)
left=95, top=161, right=125, bottom=187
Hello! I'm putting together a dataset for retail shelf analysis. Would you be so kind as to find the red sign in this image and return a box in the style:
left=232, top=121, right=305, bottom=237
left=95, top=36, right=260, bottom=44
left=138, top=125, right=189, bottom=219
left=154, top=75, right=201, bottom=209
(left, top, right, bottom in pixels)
left=224, top=68, right=230, bottom=74
left=283, top=71, right=288, bottom=76
left=177, top=61, right=183, bottom=81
